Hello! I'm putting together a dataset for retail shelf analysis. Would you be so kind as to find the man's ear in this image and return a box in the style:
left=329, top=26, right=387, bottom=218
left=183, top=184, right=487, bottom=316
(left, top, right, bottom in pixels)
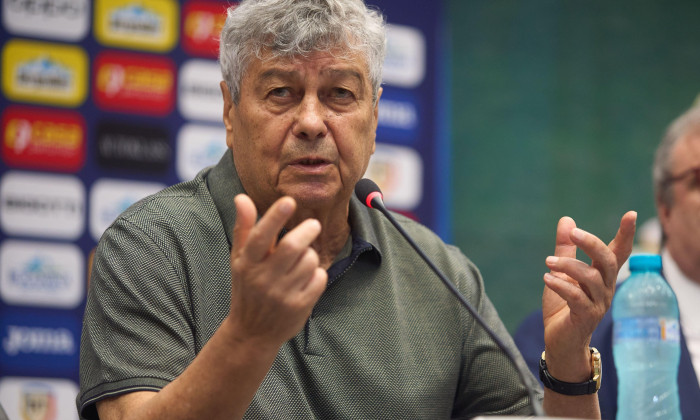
left=370, top=87, right=383, bottom=155
left=657, top=199, right=671, bottom=234
left=373, top=87, right=383, bottom=123
left=220, top=81, right=235, bottom=148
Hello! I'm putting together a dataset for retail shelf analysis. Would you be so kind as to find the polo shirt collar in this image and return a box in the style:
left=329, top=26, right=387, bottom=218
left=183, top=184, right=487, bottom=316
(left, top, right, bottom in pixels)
left=206, top=149, right=243, bottom=247
left=347, top=193, right=382, bottom=257
left=206, top=149, right=382, bottom=263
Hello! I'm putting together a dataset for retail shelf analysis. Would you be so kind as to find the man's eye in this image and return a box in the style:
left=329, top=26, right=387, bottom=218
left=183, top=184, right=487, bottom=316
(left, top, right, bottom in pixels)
left=332, top=88, right=354, bottom=99
left=270, top=87, right=291, bottom=97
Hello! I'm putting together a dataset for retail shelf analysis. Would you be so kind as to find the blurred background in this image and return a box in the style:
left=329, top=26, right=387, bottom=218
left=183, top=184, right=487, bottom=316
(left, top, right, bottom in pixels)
left=1, top=0, right=699, bottom=417
left=449, top=0, right=699, bottom=331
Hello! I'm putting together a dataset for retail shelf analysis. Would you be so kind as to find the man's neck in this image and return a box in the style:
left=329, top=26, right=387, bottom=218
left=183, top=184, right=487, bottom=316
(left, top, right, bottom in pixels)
left=314, top=221, right=351, bottom=269
left=288, top=204, right=352, bottom=270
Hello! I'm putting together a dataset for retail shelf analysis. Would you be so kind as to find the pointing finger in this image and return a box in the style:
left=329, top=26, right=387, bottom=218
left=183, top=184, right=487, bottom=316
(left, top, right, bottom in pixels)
left=551, top=216, right=578, bottom=281
left=554, top=217, right=578, bottom=260
left=572, top=227, right=617, bottom=287
left=608, top=211, right=638, bottom=269
left=273, top=218, right=323, bottom=274
left=242, top=196, right=297, bottom=263
left=232, top=194, right=258, bottom=257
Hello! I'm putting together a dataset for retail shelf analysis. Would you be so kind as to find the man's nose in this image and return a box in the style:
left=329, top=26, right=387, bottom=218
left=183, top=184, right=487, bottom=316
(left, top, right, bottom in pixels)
left=292, top=95, right=328, bottom=140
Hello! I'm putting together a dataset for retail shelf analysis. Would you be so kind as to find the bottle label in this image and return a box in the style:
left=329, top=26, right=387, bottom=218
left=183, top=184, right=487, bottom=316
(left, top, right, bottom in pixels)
left=614, top=317, right=680, bottom=342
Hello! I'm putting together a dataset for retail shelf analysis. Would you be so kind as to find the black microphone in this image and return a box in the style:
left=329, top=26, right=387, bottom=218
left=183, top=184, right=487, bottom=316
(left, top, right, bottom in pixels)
left=355, top=178, right=545, bottom=417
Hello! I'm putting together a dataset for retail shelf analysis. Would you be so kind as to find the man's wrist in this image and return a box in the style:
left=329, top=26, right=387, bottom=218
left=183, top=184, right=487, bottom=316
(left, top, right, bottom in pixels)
left=539, top=347, right=601, bottom=396
left=219, top=316, right=283, bottom=359
left=542, top=345, right=593, bottom=382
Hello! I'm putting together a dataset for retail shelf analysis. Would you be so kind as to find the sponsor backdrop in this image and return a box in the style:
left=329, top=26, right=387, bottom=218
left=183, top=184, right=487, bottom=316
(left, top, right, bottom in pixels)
left=0, top=0, right=450, bottom=418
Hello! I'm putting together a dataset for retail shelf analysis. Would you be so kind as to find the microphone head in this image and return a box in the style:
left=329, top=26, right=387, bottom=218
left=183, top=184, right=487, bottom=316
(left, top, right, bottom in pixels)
left=355, top=178, right=384, bottom=209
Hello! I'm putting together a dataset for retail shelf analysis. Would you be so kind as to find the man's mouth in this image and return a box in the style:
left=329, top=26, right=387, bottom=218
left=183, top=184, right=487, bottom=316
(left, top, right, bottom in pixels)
left=289, top=157, right=332, bottom=173
left=291, top=157, right=330, bottom=166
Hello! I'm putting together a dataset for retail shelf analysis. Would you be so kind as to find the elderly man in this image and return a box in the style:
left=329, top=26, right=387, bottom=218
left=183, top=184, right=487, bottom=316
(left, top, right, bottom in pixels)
left=77, top=0, right=636, bottom=419
left=515, top=104, right=700, bottom=419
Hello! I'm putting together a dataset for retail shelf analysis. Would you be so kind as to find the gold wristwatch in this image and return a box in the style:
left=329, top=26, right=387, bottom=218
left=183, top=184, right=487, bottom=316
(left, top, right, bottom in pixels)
left=539, top=347, right=601, bottom=395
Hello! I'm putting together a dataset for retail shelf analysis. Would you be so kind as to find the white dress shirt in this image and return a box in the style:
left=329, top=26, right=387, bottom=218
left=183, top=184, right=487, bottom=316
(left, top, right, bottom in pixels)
left=663, top=249, right=700, bottom=382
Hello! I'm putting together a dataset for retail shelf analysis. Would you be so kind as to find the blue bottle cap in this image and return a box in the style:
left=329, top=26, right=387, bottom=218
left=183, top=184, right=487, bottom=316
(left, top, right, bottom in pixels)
left=628, top=253, right=662, bottom=271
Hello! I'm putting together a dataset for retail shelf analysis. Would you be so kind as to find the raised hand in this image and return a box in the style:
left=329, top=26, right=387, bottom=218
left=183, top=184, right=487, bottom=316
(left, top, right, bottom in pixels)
left=228, top=194, right=328, bottom=348
left=541, top=211, right=636, bottom=381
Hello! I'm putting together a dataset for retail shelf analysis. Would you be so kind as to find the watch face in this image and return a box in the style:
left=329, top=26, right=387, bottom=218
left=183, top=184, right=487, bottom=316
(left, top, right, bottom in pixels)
left=591, top=347, right=602, bottom=391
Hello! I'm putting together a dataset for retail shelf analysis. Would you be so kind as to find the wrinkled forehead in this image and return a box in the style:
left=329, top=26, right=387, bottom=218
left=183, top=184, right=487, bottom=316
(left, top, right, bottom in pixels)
left=246, top=46, right=371, bottom=81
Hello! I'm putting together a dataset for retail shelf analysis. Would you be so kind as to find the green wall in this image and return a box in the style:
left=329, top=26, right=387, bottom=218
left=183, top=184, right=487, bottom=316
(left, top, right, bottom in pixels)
left=448, top=0, right=700, bottom=331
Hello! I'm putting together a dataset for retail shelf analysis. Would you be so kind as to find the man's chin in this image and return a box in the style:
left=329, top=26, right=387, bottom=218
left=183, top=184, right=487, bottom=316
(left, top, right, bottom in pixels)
left=283, top=185, right=346, bottom=209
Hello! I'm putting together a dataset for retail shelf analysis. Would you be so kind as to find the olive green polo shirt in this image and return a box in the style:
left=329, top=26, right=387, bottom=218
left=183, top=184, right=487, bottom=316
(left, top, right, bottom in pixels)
left=78, top=150, right=541, bottom=419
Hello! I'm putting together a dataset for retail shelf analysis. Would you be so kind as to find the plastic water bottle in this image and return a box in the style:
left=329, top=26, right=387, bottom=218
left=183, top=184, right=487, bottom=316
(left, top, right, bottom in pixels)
left=612, top=254, right=681, bottom=419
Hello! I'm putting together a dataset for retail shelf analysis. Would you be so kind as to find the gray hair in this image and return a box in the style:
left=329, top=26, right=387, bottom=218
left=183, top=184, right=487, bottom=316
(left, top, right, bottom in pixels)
left=219, top=0, right=386, bottom=104
left=653, top=104, right=700, bottom=208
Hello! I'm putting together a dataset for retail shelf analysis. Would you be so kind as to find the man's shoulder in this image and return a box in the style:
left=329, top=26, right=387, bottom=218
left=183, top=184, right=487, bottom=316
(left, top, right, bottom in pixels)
left=389, top=211, right=464, bottom=256
left=119, top=171, right=215, bottom=225
left=365, top=209, right=476, bottom=280
left=100, top=169, right=227, bottom=248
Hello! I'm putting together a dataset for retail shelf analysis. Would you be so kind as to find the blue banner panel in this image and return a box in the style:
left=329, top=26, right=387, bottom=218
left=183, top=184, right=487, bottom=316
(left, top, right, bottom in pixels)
left=0, top=309, right=81, bottom=380
left=0, top=0, right=450, bottom=395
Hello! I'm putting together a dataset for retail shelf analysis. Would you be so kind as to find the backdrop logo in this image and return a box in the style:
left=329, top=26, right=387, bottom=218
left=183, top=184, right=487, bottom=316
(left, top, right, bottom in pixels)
left=383, top=24, right=426, bottom=88
left=89, top=178, right=166, bottom=241
left=0, top=312, right=80, bottom=378
left=96, top=121, right=171, bottom=173
left=178, top=59, right=223, bottom=122
left=2, top=0, right=90, bottom=41
left=0, top=377, right=78, bottom=420
left=1, top=39, right=88, bottom=107
left=376, top=89, right=421, bottom=145
left=0, top=240, right=84, bottom=309
left=0, top=171, right=85, bottom=239
left=3, top=326, right=74, bottom=357
left=94, top=51, right=175, bottom=116
left=182, top=1, right=230, bottom=57
left=94, top=0, right=179, bottom=52
left=176, top=124, right=227, bottom=181
left=19, top=381, right=57, bottom=420
left=2, top=105, right=85, bottom=172
left=379, top=100, right=417, bottom=130
left=364, top=143, right=423, bottom=210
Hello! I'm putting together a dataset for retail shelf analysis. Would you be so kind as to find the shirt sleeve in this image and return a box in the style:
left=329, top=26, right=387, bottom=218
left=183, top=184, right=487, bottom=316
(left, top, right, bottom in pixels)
left=77, top=216, right=196, bottom=420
